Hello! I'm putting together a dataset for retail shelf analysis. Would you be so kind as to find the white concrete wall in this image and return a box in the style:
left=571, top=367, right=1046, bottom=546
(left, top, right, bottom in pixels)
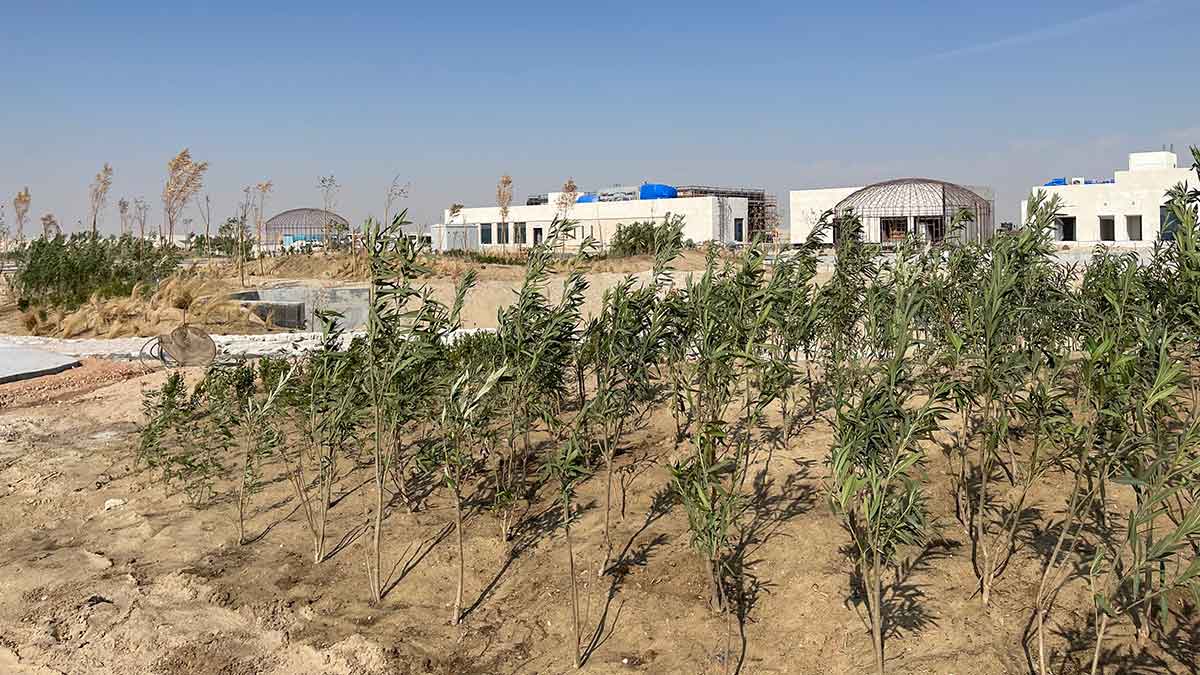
left=439, top=196, right=748, bottom=250
left=1020, top=152, right=1197, bottom=244
left=789, top=187, right=858, bottom=245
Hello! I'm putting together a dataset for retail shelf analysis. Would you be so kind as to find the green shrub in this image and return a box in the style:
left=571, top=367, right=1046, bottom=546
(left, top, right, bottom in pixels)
left=609, top=214, right=685, bottom=257
left=441, top=249, right=528, bottom=266
left=13, top=233, right=180, bottom=309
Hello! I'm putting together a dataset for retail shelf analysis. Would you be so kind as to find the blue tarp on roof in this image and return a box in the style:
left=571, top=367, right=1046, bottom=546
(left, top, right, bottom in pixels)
left=1044, top=178, right=1067, bottom=186
left=639, top=183, right=677, bottom=200
left=576, top=194, right=597, bottom=203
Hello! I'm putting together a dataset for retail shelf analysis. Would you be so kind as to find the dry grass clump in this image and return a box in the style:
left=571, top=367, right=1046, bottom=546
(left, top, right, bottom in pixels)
left=22, top=276, right=268, bottom=338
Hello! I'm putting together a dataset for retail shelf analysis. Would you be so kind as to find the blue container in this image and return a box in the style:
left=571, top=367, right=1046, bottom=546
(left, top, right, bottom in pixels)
left=1043, top=178, right=1067, bottom=186
left=639, top=183, right=678, bottom=200
left=576, top=193, right=597, bottom=203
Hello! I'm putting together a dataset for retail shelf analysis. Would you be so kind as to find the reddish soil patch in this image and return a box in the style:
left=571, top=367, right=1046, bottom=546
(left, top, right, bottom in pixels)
left=0, top=359, right=148, bottom=410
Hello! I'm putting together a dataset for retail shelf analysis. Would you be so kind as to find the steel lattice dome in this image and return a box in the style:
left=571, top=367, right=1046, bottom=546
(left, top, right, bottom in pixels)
left=264, top=208, right=349, bottom=231
left=835, top=178, right=990, bottom=217
left=831, top=177, right=995, bottom=243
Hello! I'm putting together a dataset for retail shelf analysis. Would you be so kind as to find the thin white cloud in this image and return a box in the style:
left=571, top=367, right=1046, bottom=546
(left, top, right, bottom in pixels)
left=916, top=0, right=1164, bottom=63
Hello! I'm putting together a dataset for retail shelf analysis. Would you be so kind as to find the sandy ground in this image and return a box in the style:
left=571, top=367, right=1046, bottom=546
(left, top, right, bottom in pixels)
left=1, top=365, right=1197, bottom=675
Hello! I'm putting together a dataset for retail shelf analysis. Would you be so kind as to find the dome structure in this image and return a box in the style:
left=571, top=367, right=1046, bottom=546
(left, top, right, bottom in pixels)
left=264, top=208, right=350, bottom=247
left=833, top=178, right=994, bottom=244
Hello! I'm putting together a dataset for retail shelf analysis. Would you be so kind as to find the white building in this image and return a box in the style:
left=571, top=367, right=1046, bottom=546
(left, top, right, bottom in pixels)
left=790, top=179, right=996, bottom=245
left=433, top=185, right=750, bottom=252
left=1020, top=151, right=1196, bottom=244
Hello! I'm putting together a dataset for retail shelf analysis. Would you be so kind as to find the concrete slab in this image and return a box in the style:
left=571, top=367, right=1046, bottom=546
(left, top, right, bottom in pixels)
left=0, top=345, right=82, bottom=385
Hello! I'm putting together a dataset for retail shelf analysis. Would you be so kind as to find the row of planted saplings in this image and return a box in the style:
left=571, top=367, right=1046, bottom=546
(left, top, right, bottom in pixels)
left=140, top=156, right=1200, bottom=674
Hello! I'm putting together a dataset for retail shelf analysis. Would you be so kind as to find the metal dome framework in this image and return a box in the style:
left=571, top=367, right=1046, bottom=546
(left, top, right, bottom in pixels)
left=834, top=178, right=994, bottom=244
left=264, top=208, right=350, bottom=246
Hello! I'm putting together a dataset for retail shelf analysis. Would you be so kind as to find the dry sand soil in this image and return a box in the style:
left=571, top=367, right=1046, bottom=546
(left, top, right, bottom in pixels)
left=0, top=351, right=1196, bottom=672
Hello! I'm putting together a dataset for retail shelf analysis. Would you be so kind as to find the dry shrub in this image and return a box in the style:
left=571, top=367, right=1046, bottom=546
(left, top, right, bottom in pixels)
left=23, top=275, right=268, bottom=338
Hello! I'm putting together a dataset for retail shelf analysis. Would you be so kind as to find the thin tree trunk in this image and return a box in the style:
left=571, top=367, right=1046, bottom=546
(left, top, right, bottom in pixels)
left=977, top=399, right=993, bottom=606
left=565, top=500, right=581, bottom=669
left=1037, top=603, right=1048, bottom=675
left=706, top=556, right=723, bottom=613
left=316, top=464, right=335, bottom=563
left=372, top=444, right=384, bottom=603
left=1036, top=476, right=1081, bottom=675
left=237, top=440, right=250, bottom=545
left=601, top=433, right=614, bottom=575
left=871, top=549, right=885, bottom=675
left=453, top=491, right=464, bottom=624
left=1090, top=613, right=1108, bottom=675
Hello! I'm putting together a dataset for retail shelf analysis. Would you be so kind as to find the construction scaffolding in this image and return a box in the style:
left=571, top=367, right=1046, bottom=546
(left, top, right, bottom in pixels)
left=674, top=185, right=780, bottom=242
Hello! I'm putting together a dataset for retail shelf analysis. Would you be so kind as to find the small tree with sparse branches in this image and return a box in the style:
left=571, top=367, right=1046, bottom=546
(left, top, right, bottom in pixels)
left=256, top=180, right=273, bottom=272
left=13, top=187, right=31, bottom=242
left=118, top=198, right=131, bottom=236
left=133, top=198, right=149, bottom=239
left=40, top=213, right=59, bottom=239
left=89, top=163, right=113, bottom=238
left=162, top=149, right=208, bottom=242
left=497, top=174, right=513, bottom=252
left=319, top=174, right=340, bottom=245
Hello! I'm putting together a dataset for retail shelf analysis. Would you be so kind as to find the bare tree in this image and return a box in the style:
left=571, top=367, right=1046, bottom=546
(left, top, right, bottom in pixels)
left=195, top=194, right=213, bottom=246
left=497, top=174, right=513, bottom=252
left=118, top=198, right=131, bottom=236
left=255, top=180, right=273, bottom=273
left=238, top=185, right=253, bottom=287
left=133, top=197, right=149, bottom=239
left=162, top=148, right=209, bottom=242
left=88, top=163, right=114, bottom=237
left=318, top=174, right=339, bottom=246
left=13, top=187, right=31, bottom=242
left=40, top=213, right=59, bottom=239
left=555, top=177, right=578, bottom=216
left=384, top=174, right=410, bottom=227
left=556, top=177, right=578, bottom=251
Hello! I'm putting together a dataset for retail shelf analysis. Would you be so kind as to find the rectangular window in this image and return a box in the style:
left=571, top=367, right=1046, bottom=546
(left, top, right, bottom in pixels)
left=1055, top=216, right=1076, bottom=242
left=479, top=223, right=492, bottom=245
left=880, top=217, right=908, bottom=241
left=1099, top=216, right=1115, bottom=242
left=513, top=222, right=527, bottom=245
left=1126, top=215, right=1142, bottom=241
left=733, top=217, right=745, bottom=242
left=1161, top=206, right=1178, bottom=241
left=497, top=222, right=509, bottom=245
left=532, top=226, right=544, bottom=246
left=916, top=216, right=945, bottom=242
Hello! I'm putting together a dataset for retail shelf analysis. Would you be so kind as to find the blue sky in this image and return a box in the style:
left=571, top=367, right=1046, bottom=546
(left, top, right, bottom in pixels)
left=2, top=0, right=1197, bottom=234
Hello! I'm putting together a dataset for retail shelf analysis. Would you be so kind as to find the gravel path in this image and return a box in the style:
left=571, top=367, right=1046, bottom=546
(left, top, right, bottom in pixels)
left=0, top=332, right=347, bottom=360
left=0, top=328, right=492, bottom=361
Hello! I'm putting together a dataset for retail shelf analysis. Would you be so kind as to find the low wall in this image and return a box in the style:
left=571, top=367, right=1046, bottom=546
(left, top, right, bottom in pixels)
left=230, top=286, right=371, bottom=330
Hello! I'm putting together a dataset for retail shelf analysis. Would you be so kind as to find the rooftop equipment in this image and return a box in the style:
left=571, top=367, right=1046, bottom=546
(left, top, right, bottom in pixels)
left=639, top=183, right=678, bottom=200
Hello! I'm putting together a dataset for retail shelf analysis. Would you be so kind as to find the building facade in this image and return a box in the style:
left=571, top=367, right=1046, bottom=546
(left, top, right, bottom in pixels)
left=433, top=185, right=751, bottom=252
left=1020, top=151, right=1196, bottom=244
left=790, top=179, right=996, bottom=245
